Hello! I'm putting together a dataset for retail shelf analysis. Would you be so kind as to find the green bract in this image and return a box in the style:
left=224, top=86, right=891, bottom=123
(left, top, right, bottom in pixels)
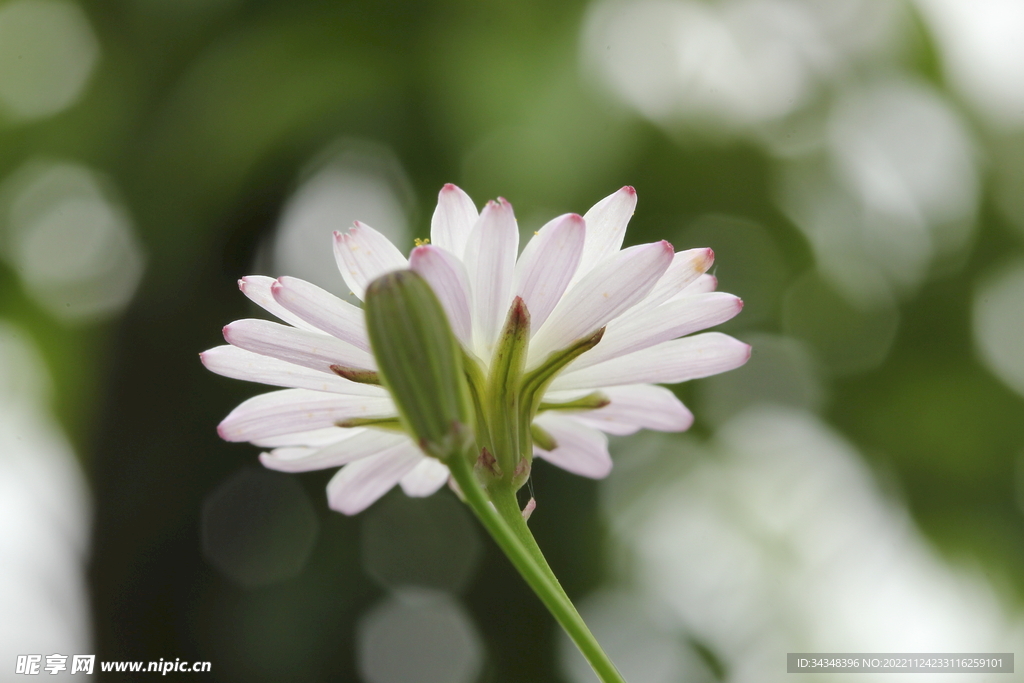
left=363, top=270, right=474, bottom=461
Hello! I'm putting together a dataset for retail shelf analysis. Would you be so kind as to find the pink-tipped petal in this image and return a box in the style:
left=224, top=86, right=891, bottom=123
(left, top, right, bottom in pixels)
left=567, top=292, right=744, bottom=371
left=529, top=240, right=674, bottom=366
left=430, top=184, right=479, bottom=258
left=409, top=244, right=474, bottom=347
left=223, top=318, right=375, bottom=373
left=399, top=458, right=450, bottom=497
left=201, top=345, right=386, bottom=396
left=332, top=222, right=408, bottom=300
left=217, top=389, right=395, bottom=442
left=513, top=213, right=586, bottom=332
left=260, top=429, right=408, bottom=473
left=462, top=198, right=519, bottom=356
left=636, top=248, right=715, bottom=310
left=570, top=384, right=694, bottom=434
left=238, top=276, right=323, bottom=332
left=550, top=332, right=751, bottom=391
left=533, top=413, right=612, bottom=479
left=271, top=276, right=369, bottom=350
left=571, top=186, right=637, bottom=285
left=327, top=444, right=423, bottom=514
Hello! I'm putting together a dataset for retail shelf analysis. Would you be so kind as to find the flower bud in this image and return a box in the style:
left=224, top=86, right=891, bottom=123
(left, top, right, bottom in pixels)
left=364, top=270, right=474, bottom=461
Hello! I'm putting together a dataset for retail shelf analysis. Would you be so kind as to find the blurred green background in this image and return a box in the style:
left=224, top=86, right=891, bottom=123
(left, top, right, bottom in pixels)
left=2, top=0, right=1024, bottom=681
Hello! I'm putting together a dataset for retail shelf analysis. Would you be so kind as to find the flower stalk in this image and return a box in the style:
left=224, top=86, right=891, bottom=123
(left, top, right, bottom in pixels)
left=448, top=456, right=626, bottom=683
left=364, top=270, right=626, bottom=683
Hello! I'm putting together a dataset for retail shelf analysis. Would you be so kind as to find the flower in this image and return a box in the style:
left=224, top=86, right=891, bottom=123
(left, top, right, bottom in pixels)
left=201, top=185, right=750, bottom=514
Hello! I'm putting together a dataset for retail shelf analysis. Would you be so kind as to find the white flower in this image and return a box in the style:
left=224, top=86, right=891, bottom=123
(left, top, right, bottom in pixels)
left=202, top=185, right=750, bottom=514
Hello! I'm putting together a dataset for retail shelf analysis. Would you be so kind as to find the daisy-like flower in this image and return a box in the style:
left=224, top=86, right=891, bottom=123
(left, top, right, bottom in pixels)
left=202, top=185, right=750, bottom=515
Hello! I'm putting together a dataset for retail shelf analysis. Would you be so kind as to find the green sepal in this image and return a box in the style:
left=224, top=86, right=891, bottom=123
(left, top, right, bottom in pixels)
left=462, top=351, right=490, bottom=451
left=517, top=327, right=605, bottom=462
left=538, top=391, right=610, bottom=412
left=330, top=365, right=381, bottom=385
left=363, top=270, right=474, bottom=461
left=486, top=296, right=530, bottom=479
left=520, top=327, right=606, bottom=411
left=531, top=423, right=558, bottom=451
left=335, top=416, right=404, bottom=432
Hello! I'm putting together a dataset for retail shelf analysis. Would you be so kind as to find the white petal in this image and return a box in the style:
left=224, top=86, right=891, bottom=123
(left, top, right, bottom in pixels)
left=201, top=345, right=387, bottom=395
left=332, top=222, right=408, bottom=300
left=633, top=248, right=715, bottom=311
left=217, top=389, right=395, bottom=442
left=409, top=244, right=473, bottom=346
left=567, top=292, right=744, bottom=371
left=571, top=418, right=640, bottom=436
left=533, top=413, right=612, bottom=479
left=678, top=273, right=718, bottom=296
left=260, top=429, right=408, bottom=473
left=513, top=213, right=586, bottom=333
left=238, top=276, right=323, bottom=333
left=571, top=186, right=637, bottom=285
left=223, top=319, right=376, bottom=373
left=462, top=198, right=519, bottom=356
left=430, top=184, right=478, bottom=258
left=529, top=241, right=674, bottom=366
left=550, top=332, right=751, bottom=391
left=251, top=427, right=352, bottom=448
left=271, top=276, right=369, bottom=350
left=399, top=458, right=450, bottom=497
left=569, top=384, right=693, bottom=434
left=327, top=444, right=423, bottom=514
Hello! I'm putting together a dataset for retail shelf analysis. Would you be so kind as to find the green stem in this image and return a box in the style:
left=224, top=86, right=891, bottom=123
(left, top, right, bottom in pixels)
left=447, top=456, right=625, bottom=683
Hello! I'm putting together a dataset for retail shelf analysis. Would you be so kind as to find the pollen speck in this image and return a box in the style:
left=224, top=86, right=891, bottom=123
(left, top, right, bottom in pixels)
left=414, top=237, right=431, bottom=246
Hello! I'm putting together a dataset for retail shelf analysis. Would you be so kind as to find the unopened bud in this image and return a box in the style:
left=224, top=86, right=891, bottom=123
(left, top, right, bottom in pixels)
left=364, top=270, right=474, bottom=461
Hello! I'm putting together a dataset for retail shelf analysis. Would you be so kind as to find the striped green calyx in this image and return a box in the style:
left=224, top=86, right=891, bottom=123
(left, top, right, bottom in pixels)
left=365, top=269, right=607, bottom=489
left=364, top=270, right=474, bottom=461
